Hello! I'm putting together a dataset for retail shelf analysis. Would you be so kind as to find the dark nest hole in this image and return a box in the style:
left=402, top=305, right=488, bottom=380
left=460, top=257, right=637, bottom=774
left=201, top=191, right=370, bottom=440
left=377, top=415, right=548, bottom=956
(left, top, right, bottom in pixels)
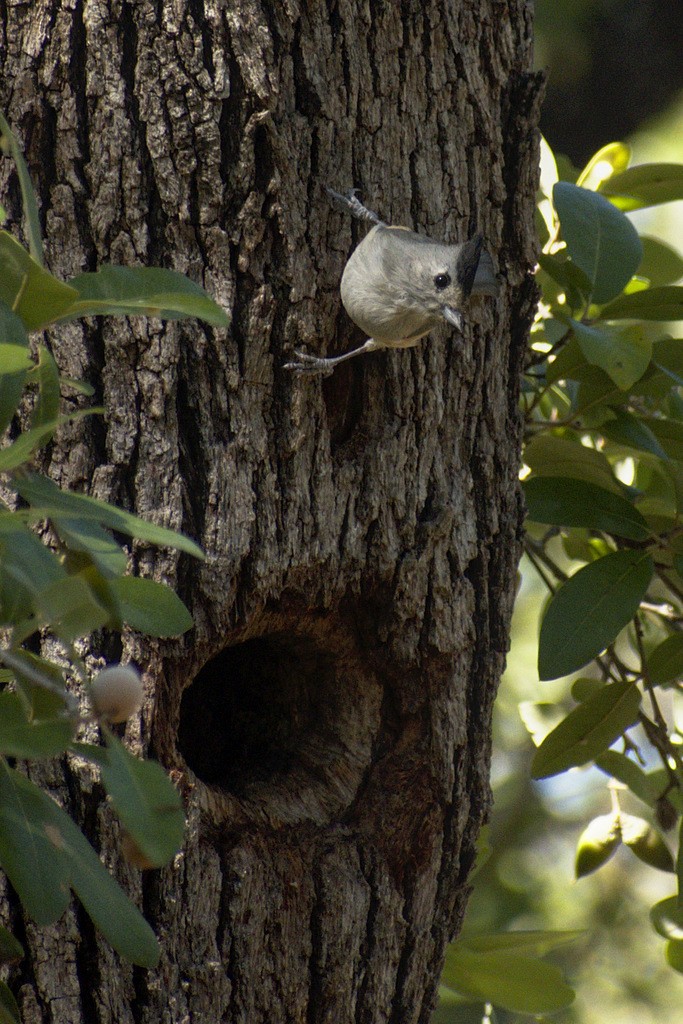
left=178, top=632, right=353, bottom=795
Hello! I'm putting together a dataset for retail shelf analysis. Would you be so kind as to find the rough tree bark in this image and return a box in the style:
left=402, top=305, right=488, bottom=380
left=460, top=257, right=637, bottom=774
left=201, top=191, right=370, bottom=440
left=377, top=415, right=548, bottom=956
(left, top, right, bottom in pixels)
left=1, top=2, right=541, bottom=1022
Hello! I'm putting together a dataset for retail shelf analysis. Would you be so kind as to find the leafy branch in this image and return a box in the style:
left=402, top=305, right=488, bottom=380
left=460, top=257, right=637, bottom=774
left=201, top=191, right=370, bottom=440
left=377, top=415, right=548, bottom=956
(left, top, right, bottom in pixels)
left=0, top=111, right=227, bottom=1014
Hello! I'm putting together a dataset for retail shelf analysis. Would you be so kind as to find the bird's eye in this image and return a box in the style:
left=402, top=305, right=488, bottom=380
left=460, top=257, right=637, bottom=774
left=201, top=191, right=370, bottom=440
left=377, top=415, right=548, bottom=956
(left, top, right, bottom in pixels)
left=434, top=272, right=451, bottom=291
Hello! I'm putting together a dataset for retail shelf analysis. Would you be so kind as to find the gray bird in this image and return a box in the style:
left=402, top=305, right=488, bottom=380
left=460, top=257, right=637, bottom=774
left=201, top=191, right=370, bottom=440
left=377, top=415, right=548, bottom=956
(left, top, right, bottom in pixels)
left=285, top=188, right=499, bottom=375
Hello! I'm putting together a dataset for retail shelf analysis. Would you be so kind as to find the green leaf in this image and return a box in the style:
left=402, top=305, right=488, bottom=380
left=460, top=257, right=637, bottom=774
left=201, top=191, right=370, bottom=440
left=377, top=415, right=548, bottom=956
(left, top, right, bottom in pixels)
left=653, top=336, right=683, bottom=387
left=0, top=110, right=44, bottom=265
left=28, top=345, right=60, bottom=431
left=8, top=651, right=73, bottom=720
left=0, top=342, right=32, bottom=374
left=463, top=931, right=582, bottom=956
left=101, top=732, right=184, bottom=866
left=531, top=681, right=641, bottom=778
left=524, top=435, right=622, bottom=494
left=0, top=759, right=159, bottom=965
left=571, top=368, right=623, bottom=420
left=545, top=334, right=589, bottom=385
left=0, top=232, right=78, bottom=330
left=601, top=408, right=670, bottom=461
left=538, top=550, right=654, bottom=680
left=595, top=750, right=662, bottom=806
left=600, top=286, right=683, bottom=322
left=523, top=476, right=648, bottom=540
left=0, top=925, right=23, bottom=964
left=15, top=473, right=204, bottom=559
left=52, top=517, right=128, bottom=578
left=666, top=939, right=683, bottom=974
left=651, top=897, right=683, bottom=940
left=599, top=163, right=683, bottom=211
left=639, top=237, right=683, bottom=287
left=0, top=979, right=21, bottom=1024
left=0, top=304, right=31, bottom=435
left=537, top=253, right=592, bottom=309
left=0, top=513, right=66, bottom=623
left=34, top=574, right=112, bottom=641
left=0, top=406, right=102, bottom=471
left=0, top=760, right=71, bottom=924
left=109, top=576, right=193, bottom=636
left=647, top=634, right=683, bottom=685
left=38, top=778, right=160, bottom=967
left=63, top=266, right=229, bottom=328
left=575, top=814, right=621, bottom=877
left=0, top=691, right=74, bottom=758
left=620, top=814, right=674, bottom=872
left=553, top=182, right=642, bottom=304
left=641, top=416, right=683, bottom=461
left=441, top=944, right=574, bottom=1014
left=571, top=677, right=604, bottom=702
left=571, top=321, right=652, bottom=390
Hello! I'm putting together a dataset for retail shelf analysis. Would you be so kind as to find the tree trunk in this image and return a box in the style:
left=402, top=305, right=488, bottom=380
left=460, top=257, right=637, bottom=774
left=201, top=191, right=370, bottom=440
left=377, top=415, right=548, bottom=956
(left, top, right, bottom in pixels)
left=1, top=2, right=541, bottom=1022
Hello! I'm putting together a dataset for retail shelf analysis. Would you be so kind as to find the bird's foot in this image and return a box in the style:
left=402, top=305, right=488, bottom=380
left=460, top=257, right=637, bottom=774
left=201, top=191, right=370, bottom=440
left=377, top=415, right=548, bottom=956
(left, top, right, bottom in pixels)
left=283, top=349, right=337, bottom=376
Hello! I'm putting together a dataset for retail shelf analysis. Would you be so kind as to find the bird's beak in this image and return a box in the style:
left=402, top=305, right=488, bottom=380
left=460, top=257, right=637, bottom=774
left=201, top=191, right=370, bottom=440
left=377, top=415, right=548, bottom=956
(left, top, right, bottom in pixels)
left=442, top=306, right=464, bottom=332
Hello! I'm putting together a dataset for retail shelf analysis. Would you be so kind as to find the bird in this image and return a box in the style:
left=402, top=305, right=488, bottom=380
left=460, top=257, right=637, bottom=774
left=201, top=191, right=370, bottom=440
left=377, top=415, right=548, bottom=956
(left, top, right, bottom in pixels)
left=284, top=188, right=499, bottom=376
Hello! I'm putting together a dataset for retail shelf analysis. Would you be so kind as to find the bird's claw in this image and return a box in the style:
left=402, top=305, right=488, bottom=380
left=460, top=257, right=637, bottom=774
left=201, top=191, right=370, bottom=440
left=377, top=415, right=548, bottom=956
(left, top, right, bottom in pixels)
left=284, top=349, right=336, bottom=377
left=324, top=187, right=382, bottom=225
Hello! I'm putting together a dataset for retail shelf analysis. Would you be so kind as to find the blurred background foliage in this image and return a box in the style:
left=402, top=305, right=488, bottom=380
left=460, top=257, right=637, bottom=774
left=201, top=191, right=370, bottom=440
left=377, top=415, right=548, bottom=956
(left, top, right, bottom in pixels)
left=457, top=2, right=683, bottom=1022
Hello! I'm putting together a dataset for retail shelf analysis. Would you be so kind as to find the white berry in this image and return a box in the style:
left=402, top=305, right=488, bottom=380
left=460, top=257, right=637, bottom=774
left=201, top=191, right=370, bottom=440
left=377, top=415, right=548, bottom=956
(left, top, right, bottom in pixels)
left=91, top=665, right=144, bottom=723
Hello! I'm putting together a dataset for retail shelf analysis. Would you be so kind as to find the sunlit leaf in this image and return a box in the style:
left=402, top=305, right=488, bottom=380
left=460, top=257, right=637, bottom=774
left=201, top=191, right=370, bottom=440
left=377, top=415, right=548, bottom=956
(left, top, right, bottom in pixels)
left=537, top=253, right=592, bottom=309
left=539, top=135, right=559, bottom=200
left=538, top=550, right=654, bottom=680
left=576, top=142, right=631, bottom=191
left=575, top=814, right=621, bottom=877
